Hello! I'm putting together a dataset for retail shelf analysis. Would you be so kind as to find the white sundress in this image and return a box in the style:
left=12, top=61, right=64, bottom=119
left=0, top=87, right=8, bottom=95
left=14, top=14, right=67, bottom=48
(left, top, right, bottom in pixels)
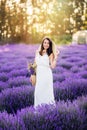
left=34, top=52, right=55, bottom=107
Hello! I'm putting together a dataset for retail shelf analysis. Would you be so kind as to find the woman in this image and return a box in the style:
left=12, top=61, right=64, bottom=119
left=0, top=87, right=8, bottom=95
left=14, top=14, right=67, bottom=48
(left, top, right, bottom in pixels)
left=33, top=37, right=59, bottom=107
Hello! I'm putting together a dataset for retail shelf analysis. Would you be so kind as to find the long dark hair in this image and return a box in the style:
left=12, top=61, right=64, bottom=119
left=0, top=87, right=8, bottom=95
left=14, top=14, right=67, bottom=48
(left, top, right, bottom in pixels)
left=39, top=37, right=53, bottom=56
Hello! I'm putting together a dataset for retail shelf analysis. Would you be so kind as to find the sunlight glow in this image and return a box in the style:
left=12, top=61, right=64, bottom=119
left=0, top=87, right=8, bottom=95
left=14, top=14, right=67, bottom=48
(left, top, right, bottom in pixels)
left=13, top=0, right=20, bottom=4
left=27, top=7, right=33, bottom=15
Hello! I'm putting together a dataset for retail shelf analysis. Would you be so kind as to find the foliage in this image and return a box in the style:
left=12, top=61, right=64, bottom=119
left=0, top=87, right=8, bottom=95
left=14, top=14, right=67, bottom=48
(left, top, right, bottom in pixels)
left=0, top=0, right=87, bottom=44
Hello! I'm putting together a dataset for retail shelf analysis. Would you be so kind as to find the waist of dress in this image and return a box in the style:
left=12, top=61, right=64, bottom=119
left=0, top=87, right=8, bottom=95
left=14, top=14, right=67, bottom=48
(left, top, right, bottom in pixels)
left=37, top=64, right=50, bottom=68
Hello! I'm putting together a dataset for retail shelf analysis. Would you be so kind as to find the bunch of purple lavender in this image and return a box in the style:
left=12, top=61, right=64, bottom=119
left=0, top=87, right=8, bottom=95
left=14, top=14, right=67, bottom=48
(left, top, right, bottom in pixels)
left=27, top=63, right=36, bottom=77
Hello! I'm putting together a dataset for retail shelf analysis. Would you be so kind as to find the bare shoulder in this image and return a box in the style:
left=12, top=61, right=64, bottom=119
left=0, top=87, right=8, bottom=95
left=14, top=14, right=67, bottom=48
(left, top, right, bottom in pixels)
left=35, top=50, right=39, bottom=55
left=36, top=49, right=39, bottom=53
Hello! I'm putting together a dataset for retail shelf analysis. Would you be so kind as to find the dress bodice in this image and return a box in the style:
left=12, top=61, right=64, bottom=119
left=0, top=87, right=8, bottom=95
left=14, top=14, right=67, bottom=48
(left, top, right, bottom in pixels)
left=35, top=52, right=50, bottom=67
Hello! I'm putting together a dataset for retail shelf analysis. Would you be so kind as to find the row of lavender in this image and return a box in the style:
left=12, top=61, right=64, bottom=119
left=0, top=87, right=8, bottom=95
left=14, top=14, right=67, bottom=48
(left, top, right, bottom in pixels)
left=0, top=44, right=87, bottom=129
left=0, top=95, right=87, bottom=130
left=0, top=44, right=87, bottom=91
left=0, top=78, right=87, bottom=114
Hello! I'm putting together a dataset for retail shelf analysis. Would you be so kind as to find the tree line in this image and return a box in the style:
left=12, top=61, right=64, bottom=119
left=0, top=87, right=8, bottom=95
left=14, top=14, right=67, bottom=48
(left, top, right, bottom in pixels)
left=0, top=0, right=87, bottom=44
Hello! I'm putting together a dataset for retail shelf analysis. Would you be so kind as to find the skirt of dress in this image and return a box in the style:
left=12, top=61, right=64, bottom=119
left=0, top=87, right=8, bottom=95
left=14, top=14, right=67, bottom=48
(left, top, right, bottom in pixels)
left=34, top=65, right=55, bottom=107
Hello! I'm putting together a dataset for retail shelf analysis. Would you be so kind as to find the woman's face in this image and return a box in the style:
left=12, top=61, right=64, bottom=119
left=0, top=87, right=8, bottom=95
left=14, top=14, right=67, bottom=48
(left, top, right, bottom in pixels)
left=43, top=39, right=50, bottom=50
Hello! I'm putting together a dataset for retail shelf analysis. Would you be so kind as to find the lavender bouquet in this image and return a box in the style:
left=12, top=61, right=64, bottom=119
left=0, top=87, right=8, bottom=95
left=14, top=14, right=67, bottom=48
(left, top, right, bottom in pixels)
left=27, top=62, right=37, bottom=86
left=27, top=62, right=37, bottom=77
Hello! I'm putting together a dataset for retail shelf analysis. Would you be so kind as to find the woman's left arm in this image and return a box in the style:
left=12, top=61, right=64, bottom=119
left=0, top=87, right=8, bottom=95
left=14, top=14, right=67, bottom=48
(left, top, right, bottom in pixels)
left=49, top=54, right=57, bottom=69
left=49, top=50, right=59, bottom=69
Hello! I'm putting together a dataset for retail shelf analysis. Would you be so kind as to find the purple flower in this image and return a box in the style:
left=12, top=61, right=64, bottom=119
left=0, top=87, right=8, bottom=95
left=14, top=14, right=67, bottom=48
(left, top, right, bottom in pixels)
left=28, top=67, right=35, bottom=75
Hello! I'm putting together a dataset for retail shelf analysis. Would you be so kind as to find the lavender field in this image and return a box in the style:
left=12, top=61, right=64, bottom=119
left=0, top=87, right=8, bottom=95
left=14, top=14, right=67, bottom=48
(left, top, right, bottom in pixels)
left=0, top=43, right=87, bottom=130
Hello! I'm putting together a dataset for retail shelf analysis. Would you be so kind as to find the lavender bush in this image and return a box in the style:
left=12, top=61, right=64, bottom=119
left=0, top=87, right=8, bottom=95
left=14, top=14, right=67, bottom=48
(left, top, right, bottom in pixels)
left=0, top=86, right=34, bottom=113
left=0, top=95, right=87, bottom=130
left=0, top=43, right=87, bottom=129
left=0, top=78, right=87, bottom=113
left=7, top=76, right=30, bottom=88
